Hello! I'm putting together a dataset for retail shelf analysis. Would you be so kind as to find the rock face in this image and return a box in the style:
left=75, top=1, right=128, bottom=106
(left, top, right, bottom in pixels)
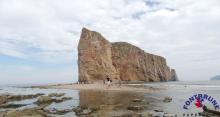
left=78, top=28, right=119, bottom=82
left=78, top=28, right=178, bottom=82
left=170, top=69, right=179, bottom=81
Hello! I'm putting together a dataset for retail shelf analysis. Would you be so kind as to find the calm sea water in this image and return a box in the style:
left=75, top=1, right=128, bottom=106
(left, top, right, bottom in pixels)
left=0, top=80, right=220, bottom=116
left=142, top=80, right=220, bottom=115
left=0, top=85, right=79, bottom=117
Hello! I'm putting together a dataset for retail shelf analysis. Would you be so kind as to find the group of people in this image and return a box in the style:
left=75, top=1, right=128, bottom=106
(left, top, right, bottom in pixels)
left=77, top=76, right=122, bottom=89
left=103, top=76, right=122, bottom=89
left=103, top=77, right=112, bottom=89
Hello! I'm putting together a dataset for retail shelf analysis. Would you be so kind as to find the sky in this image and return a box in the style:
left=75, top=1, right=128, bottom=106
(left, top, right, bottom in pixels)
left=0, top=0, right=220, bottom=84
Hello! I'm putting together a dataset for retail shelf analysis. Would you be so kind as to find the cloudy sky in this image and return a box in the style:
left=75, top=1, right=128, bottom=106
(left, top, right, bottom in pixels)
left=0, top=0, right=219, bottom=84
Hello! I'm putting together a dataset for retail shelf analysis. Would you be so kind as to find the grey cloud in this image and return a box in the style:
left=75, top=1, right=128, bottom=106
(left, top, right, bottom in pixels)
left=0, top=0, right=219, bottom=81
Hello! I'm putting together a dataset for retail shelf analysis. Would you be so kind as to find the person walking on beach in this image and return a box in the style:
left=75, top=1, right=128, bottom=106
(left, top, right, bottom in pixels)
left=107, top=80, right=111, bottom=89
left=106, top=76, right=111, bottom=89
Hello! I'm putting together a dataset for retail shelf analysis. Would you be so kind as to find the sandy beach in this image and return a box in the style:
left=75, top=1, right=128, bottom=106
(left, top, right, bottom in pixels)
left=41, top=82, right=162, bottom=93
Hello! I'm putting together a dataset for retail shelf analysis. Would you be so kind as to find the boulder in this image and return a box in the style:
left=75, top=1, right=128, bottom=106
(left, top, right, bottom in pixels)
left=73, top=105, right=99, bottom=116
left=48, top=93, right=65, bottom=97
left=36, top=96, right=53, bottom=104
left=163, top=96, right=172, bottom=103
left=52, top=97, right=72, bottom=103
left=0, top=96, right=7, bottom=105
left=73, top=106, right=92, bottom=116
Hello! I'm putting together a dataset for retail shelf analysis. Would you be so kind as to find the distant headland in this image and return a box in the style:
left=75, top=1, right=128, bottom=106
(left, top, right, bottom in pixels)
left=210, top=75, right=220, bottom=80
left=78, top=28, right=178, bottom=83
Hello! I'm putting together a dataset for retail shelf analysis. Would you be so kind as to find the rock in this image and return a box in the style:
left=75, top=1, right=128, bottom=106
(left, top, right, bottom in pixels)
left=0, top=96, right=7, bottom=105
left=170, top=69, right=179, bottom=81
left=36, top=96, right=53, bottom=104
left=52, top=97, right=72, bottom=103
left=78, top=28, right=178, bottom=82
left=202, top=105, right=220, bottom=116
left=4, top=108, right=47, bottom=117
left=47, top=108, right=72, bottom=115
left=61, top=97, right=72, bottom=100
left=112, top=42, right=172, bottom=82
left=0, top=111, right=7, bottom=117
left=140, top=112, right=154, bottom=117
left=73, top=105, right=97, bottom=116
left=73, top=106, right=83, bottom=114
left=78, top=109, right=92, bottom=115
left=48, top=93, right=65, bottom=97
left=163, top=96, right=172, bottom=103
left=127, top=105, right=145, bottom=111
left=78, top=27, right=119, bottom=83
left=132, top=99, right=142, bottom=102
left=154, top=109, right=164, bottom=112
left=7, top=93, right=44, bottom=102
left=0, top=103, right=27, bottom=109
left=89, top=105, right=100, bottom=112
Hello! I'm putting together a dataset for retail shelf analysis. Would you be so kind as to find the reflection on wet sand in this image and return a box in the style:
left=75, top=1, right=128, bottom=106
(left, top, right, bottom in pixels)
left=79, top=90, right=143, bottom=106
left=77, top=90, right=153, bottom=116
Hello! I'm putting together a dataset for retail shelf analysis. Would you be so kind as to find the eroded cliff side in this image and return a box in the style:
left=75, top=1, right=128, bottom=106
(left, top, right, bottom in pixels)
left=78, top=28, right=119, bottom=82
left=78, top=28, right=178, bottom=82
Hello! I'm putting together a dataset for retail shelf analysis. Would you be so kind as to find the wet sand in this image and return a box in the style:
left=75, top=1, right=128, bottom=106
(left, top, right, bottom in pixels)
left=0, top=83, right=165, bottom=117
left=41, top=82, right=162, bottom=93
left=2, top=81, right=220, bottom=116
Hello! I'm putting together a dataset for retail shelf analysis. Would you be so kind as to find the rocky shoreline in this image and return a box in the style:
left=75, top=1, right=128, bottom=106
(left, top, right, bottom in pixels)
left=0, top=83, right=176, bottom=117
left=0, top=92, right=73, bottom=117
left=1, top=83, right=219, bottom=117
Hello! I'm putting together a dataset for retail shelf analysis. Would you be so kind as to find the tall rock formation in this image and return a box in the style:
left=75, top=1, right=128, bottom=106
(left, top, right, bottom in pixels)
left=78, top=28, right=178, bottom=82
left=78, top=28, right=119, bottom=82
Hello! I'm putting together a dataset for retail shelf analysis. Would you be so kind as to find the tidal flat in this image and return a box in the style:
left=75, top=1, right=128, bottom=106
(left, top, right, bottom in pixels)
left=1, top=81, right=220, bottom=117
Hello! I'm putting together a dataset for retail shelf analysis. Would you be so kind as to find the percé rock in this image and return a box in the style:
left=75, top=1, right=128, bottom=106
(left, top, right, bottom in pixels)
left=78, top=28, right=119, bottom=82
left=78, top=28, right=178, bottom=82
left=112, top=42, right=172, bottom=81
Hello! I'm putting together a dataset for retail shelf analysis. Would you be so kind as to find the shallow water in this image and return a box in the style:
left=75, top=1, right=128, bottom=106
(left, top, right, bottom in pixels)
left=0, top=86, right=79, bottom=116
left=142, top=81, right=220, bottom=115
left=0, top=81, right=220, bottom=116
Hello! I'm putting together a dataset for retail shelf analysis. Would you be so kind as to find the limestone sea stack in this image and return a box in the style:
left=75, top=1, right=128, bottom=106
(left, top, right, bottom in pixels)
left=78, top=28, right=178, bottom=83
